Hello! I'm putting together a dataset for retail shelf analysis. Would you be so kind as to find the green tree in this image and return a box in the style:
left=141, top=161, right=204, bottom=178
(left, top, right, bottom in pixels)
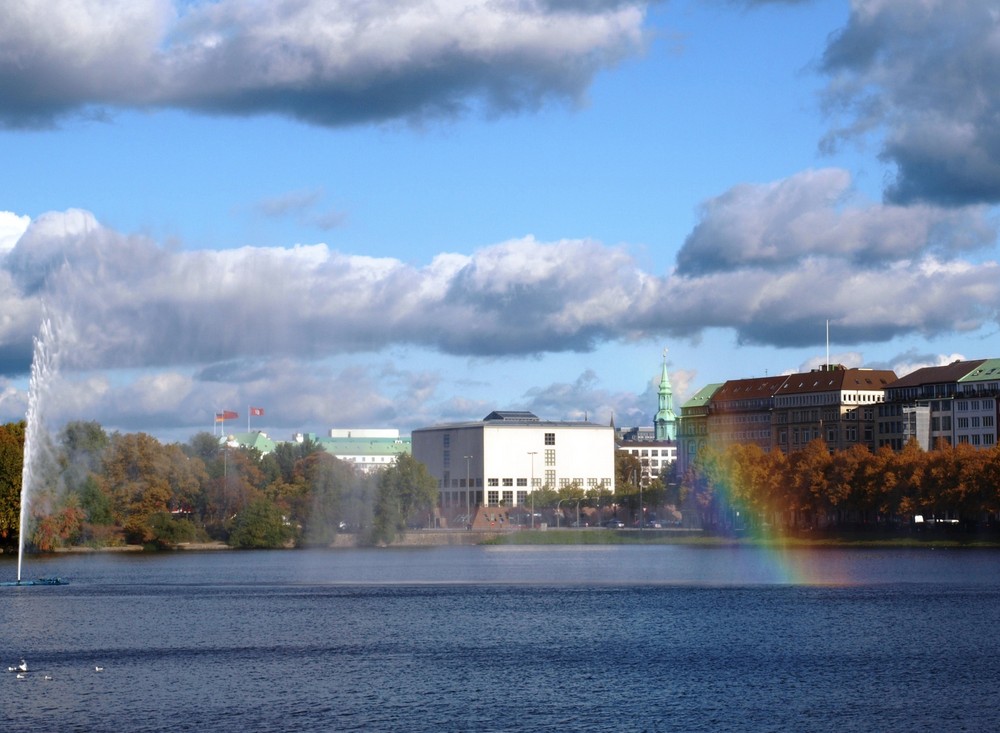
left=369, top=454, right=438, bottom=544
left=298, top=451, right=357, bottom=546
left=228, top=497, right=292, bottom=548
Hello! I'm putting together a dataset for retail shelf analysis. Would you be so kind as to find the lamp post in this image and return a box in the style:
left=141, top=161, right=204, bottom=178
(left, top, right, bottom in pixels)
left=636, top=469, right=643, bottom=531
left=464, top=455, right=473, bottom=525
left=528, top=451, right=538, bottom=529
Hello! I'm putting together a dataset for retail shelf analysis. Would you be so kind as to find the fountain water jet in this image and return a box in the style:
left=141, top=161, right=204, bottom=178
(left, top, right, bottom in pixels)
left=16, top=316, right=59, bottom=583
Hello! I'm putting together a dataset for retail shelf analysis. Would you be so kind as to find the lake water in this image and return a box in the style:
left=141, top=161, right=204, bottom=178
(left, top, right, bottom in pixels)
left=2, top=545, right=999, bottom=732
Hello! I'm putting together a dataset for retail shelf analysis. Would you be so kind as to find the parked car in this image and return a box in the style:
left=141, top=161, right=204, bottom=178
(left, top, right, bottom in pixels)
left=603, top=518, right=625, bottom=529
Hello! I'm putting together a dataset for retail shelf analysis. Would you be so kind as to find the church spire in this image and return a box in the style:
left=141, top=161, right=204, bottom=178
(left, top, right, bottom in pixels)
left=654, top=347, right=676, bottom=441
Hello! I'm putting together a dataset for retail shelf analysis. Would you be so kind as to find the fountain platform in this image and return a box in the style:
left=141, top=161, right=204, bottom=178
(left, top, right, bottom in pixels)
left=1, top=577, right=69, bottom=587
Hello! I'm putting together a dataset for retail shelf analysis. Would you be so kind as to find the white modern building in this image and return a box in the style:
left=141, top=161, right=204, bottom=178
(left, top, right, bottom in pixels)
left=412, top=411, right=615, bottom=513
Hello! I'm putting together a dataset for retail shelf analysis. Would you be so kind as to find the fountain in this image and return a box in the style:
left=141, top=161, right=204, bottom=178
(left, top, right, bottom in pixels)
left=1, top=316, right=68, bottom=587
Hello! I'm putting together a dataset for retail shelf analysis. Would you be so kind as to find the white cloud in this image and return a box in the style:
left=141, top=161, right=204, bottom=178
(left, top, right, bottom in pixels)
left=0, top=0, right=648, bottom=128
left=0, top=211, right=30, bottom=254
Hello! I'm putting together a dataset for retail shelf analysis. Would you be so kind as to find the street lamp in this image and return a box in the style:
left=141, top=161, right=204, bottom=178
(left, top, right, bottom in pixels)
left=464, top=455, right=472, bottom=523
left=528, top=451, right=538, bottom=529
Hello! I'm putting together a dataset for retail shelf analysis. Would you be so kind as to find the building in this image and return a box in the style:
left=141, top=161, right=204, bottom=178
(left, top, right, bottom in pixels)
left=706, top=374, right=789, bottom=452
left=771, top=366, right=896, bottom=453
left=878, top=359, right=998, bottom=450
left=616, top=439, right=677, bottom=486
left=680, top=365, right=897, bottom=461
left=615, top=353, right=679, bottom=485
left=224, top=431, right=277, bottom=454
left=654, top=350, right=677, bottom=440
left=297, top=428, right=411, bottom=473
left=412, top=411, right=614, bottom=514
left=676, top=383, right=722, bottom=477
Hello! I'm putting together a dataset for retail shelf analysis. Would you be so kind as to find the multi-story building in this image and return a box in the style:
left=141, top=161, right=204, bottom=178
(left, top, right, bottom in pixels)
left=306, top=428, right=411, bottom=473
left=706, top=375, right=788, bottom=452
left=412, top=411, right=614, bottom=514
left=878, top=359, right=999, bottom=450
left=771, top=366, right=896, bottom=453
left=681, top=365, right=897, bottom=461
left=676, top=383, right=722, bottom=477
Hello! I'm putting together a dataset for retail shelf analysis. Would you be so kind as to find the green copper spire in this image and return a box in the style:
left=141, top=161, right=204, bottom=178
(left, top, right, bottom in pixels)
left=654, top=347, right=676, bottom=440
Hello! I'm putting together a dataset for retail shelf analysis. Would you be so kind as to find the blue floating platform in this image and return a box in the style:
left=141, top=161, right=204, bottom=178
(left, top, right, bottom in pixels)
left=1, top=577, right=68, bottom=587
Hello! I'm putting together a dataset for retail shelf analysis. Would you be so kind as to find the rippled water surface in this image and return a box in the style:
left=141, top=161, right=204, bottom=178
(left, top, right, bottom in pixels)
left=2, top=546, right=999, bottom=732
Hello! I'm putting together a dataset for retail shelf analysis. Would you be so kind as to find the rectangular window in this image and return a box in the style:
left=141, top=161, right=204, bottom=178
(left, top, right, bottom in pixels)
left=487, top=478, right=499, bottom=487
left=544, top=469, right=555, bottom=487
left=984, top=415, right=994, bottom=427
left=487, top=490, right=499, bottom=505
left=516, top=478, right=527, bottom=487
left=502, top=490, right=513, bottom=505
left=958, top=417, right=969, bottom=429
left=517, top=491, right=527, bottom=505
left=502, top=478, right=513, bottom=487
left=544, top=433, right=555, bottom=445
left=545, top=449, right=556, bottom=467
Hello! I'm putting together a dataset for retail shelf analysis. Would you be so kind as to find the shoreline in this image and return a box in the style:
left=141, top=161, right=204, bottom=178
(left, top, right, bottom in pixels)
left=7, top=527, right=1000, bottom=556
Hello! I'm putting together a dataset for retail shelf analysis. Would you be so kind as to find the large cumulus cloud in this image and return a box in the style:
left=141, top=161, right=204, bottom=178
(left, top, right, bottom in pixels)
left=2, top=172, right=998, bottom=377
left=821, top=0, right=1000, bottom=206
left=0, top=0, right=648, bottom=129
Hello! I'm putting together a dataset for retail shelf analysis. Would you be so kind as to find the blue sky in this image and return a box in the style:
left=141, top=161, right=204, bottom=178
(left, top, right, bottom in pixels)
left=1, top=0, right=999, bottom=443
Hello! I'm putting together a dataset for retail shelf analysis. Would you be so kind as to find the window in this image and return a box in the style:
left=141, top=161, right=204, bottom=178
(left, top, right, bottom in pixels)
left=487, top=490, right=499, bottom=505
left=544, top=433, right=555, bottom=445
left=544, top=449, right=556, bottom=467
left=502, top=490, right=513, bottom=504
left=517, top=491, right=527, bottom=505
left=502, top=478, right=513, bottom=487
left=516, top=478, right=527, bottom=487
left=958, top=417, right=969, bottom=429
left=487, top=478, right=499, bottom=487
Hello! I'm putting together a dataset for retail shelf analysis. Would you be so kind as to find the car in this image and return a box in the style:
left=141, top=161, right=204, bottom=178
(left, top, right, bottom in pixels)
left=603, top=519, right=625, bottom=529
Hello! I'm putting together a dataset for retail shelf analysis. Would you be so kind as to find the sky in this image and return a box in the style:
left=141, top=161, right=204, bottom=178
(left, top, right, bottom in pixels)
left=1, top=0, right=999, bottom=444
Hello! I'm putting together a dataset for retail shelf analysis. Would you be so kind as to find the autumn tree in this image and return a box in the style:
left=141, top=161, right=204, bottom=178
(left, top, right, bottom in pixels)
left=0, top=421, right=25, bottom=548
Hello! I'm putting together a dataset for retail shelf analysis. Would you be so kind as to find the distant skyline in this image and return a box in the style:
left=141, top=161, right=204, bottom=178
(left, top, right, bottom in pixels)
left=1, top=0, right=999, bottom=443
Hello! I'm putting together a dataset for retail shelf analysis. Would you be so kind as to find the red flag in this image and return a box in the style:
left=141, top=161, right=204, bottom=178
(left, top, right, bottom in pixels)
left=215, top=413, right=225, bottom=422
left=250, top=407, right=264, bottom=417
left=219, top=410, right=238, bottom=420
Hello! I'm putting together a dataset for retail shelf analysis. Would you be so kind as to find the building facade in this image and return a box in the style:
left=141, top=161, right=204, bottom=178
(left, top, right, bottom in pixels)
left=680, top=366, right=898, bottom=463
left=412, top=411, right=614, bottom=513
left=877, top=359, right=1000, bottom=450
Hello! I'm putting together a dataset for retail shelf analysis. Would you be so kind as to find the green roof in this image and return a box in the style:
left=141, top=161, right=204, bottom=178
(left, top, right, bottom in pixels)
left=681, top=383, right=723, bottom=410
left=315, top=436, right=411, bottom=457
left=227, top=431, right=277, bottom=454
left=958, top=358, right=1000, bottom=383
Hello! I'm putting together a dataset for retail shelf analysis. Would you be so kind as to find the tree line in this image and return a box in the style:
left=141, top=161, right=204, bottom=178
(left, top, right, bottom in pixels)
left=682, top=438, right=1000, bottom=533
left=0, top=420, right=437, bottom=553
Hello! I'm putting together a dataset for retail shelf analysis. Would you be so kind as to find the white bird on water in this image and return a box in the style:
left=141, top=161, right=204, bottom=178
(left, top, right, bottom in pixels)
left=94, top=666, right=104, bottom=672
